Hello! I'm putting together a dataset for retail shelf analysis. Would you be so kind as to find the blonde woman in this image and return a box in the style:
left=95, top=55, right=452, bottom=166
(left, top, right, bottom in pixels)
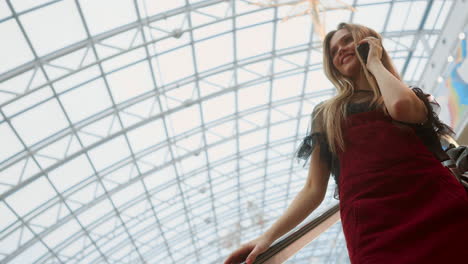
left=224, top=22, right=468, bottom=264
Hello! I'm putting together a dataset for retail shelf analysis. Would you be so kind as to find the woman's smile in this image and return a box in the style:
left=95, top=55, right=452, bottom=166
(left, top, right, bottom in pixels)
left=342, top=54, right=354, bottom=64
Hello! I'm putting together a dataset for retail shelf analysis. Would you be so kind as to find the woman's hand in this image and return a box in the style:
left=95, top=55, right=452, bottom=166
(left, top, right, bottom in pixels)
left=356, top=36, right=383, bottom=72
left=223, top=235, right=274, bottom=264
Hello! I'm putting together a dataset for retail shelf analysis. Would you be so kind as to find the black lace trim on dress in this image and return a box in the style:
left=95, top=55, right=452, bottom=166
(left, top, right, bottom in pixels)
left=294, top=132, right=341, bottom=199
left=295, top=133, right=331, bottom=169
left=394, top=87, right=456, bottom=161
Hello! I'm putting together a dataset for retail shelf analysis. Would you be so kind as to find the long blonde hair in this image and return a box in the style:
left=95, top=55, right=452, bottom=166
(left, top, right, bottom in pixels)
left=317, top=22, right=401, bottom=154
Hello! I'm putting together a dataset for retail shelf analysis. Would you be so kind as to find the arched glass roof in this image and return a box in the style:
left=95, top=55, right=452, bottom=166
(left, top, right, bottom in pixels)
left=0, top=0, right=457, bottom=263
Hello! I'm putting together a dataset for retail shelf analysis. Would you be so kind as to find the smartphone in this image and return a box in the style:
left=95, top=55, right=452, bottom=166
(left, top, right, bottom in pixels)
left=356, top=42, right=369, bottom=64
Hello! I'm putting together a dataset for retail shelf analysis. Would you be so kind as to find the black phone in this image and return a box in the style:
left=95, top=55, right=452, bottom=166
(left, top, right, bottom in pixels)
left=356, top=42, right=369, bottom=64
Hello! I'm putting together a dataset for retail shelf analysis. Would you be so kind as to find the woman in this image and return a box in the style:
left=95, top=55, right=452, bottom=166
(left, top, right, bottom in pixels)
left=223, top=22, right=468, bottom=264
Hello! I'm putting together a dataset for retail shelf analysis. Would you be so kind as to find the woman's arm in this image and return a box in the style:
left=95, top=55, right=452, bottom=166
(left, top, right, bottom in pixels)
left=261, top=145, right=331, bottom=243
left=360, top=36, right=427, bottom=124
left=368, top=62, right=428, bottom=124
left=223, top=146, right=331, bottom=264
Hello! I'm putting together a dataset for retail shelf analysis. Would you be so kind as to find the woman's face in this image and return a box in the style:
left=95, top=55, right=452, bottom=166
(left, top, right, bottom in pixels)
left=329, top=28, right=361, bottom=78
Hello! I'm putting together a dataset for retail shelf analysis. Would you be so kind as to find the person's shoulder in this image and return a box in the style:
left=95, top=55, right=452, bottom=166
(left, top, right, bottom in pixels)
left=313, top=100, right=328, bottom=116
left=315, top=99, right=331, bottom=109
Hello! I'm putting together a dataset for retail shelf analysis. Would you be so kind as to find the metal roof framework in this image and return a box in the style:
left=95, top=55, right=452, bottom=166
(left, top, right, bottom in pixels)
left=0, top=0, right=458, bottom=263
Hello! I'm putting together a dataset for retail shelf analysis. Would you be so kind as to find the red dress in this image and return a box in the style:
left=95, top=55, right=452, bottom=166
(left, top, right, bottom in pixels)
left=338, top=109, right=468, bottom=263
left=295, top=88, right=468, bottom=263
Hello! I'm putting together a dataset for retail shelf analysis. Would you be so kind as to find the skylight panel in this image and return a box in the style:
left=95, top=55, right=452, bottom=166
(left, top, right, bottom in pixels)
left=403, top=1, right=427, bottom=30
left=393, top=57, right=406, bottom=75
left=1, top=226, right=32, bottom=257
left=136, top=0, right=185, bottom=17
left=7, top=239, right=49, bottom=264
left=357, top=0, right=384, bottom=4
left=2, top=84, right=52, bottom=118
left=0, top=19, right=34, bottom=75
left=91, top=215, right=121, bottom=238
left=323, top=9, right=352, bottom=33
left=238, top=82, right=269, bottom=112
left=202, top=92, right=235, bottom=123
left=6, top=176, right=56, bottom=216
left=267, top=160, right=291, bottom=178
left=424, top=0, right=453, bottom=30
left=0, top=202, right=16, bottom=232
left=269, top=119, right=297, bottom=142
left=19, top=0, right=86, bottom=56
left=406, top=57, right=428, bottom=82
left=205, top=119, right=236, bottom=145
left=80, top=0, right=137, bottom=36
left=272, top=74, right=304, bottom=100
left=207, top=138, right=236, bottom=162
left=169, top=104, right=201, bottom=135
left=127, top=213, right=153, bottom=236
left=239, top=128, right=267, bottom=151
left=76, top=113, right=120, bottom=147
left=191, top=10, right=223, bottom=31
left=275, top=15, right=311, bottom=50
left=87, top=136, right=130, bottom=172
left=236, top=8, right=274, bottom=28
left=101, top=47, right=147, bottom=74
left=66, top=181, right=105, bottom=207
left=0, top=123, right=23, bottom=162
left=165, top=82, right=197, bottom=109
left=156, top=190, right=183, bottom=219
left=195, top=33, right=234, bottom=72
left=0, top=158, right=41, bottom=196
left=143, top=166, right=176, bottom=190
left=127, top=119, right=165, bottom=153
left=48, top=154, right=93, bottom=193
left=42, top=218, right=81, bottom=249
left=60, top=78, right=112, bottom=123
left=110, top=181, right=144, bottom=207
left=193, top=19, right=233, bottom=41
left=11, top=98, right=69, bottom=146
left=46, top=47, right=96, bottom=80
left=106, top=61, right=154, bottom=104
left=154, top=46, right=195, bottom=85
left=10, top=0, right=55, bottom=13
left=174, top=140, right=206, bottom=170
left=0, top=68, right=47, bottom=106
left=149, top=13, right=191, bottom=51
left=305, top=69, right=334, bottom=92
left=53, top=65, right=100, bottom=93
left=236, top=23, right=273, bottom=60
left=387, top=2, right=414, bottom=32
left=270, top=102, right=299, bottom=123
left=0, top=0, right=11, bottom=20
left=353, top=2, right=389, bottom=33
left=76, top=198, right=113, bottom=227
left=55, top=232, right=85, bottom=258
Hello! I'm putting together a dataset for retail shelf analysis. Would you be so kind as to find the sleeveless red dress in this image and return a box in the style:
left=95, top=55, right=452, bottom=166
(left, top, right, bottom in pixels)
left=337, top=109, right=468, bottom=263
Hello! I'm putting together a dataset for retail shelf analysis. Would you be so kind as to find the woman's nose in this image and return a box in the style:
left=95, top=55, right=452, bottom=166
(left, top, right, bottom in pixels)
left=338, top=48, right=346, bottom=57
left=338, top=45, right=352, bottom=55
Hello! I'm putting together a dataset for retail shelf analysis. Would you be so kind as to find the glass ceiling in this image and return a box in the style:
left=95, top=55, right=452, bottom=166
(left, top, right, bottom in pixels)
left=0, top=0, right=456, bottom=263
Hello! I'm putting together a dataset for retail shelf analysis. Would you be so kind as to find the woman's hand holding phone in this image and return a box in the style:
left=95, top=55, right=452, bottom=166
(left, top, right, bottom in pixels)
left=356, top=37, right=383, bottom=72
left=356, top=42, right=369, bottom=64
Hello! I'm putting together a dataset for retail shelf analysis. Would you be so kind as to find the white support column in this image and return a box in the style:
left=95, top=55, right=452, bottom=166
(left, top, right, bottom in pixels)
left=420, top=0, right=468, bottom=94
